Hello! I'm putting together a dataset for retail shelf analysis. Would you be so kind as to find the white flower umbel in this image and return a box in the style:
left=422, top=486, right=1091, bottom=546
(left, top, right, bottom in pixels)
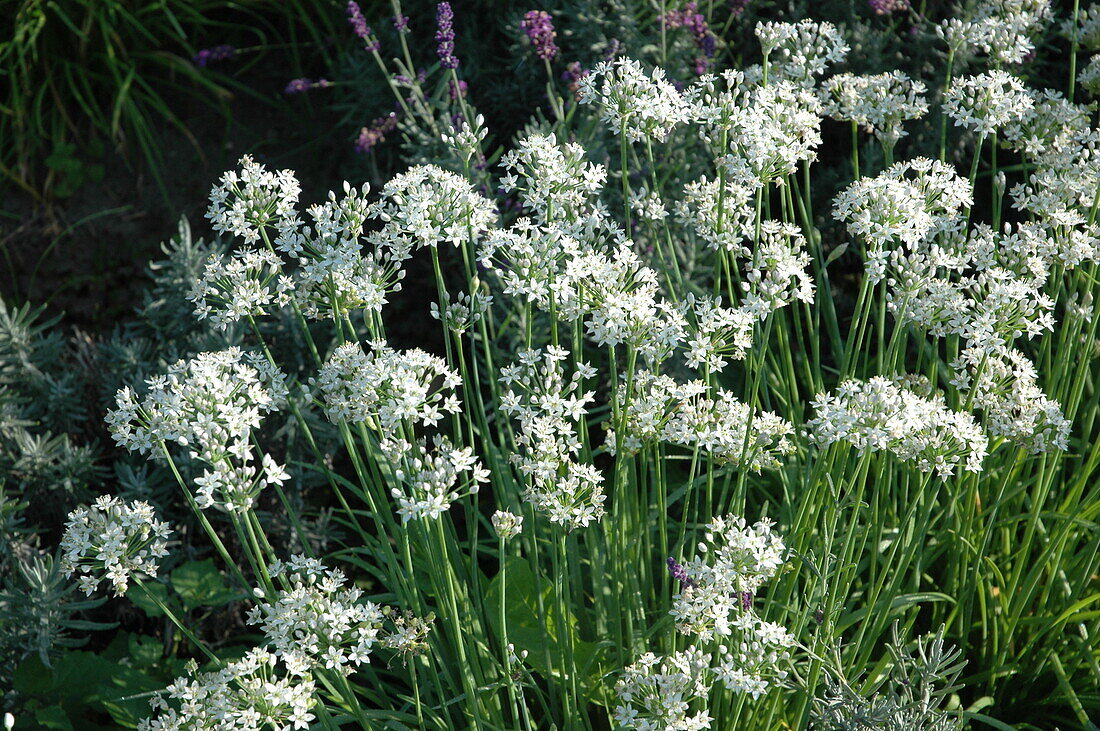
left=578, top=58, right=692, bottom=143
left=188, top=248, right=292, bottom=329
left=313, top=341, right=461, bottom=431
left=721, top=81, right=823, bottom=186
left=138, top=649, right=316, bottom=731
left=491, top=510, right=524, bottom=539
left=682, top=294, right=757, bottom=372
left=499, top=134, right=608, bottom=229
left=1080, top=56, right=1100, bottom=96
left=279, top=182, right=412, bottom=321
left=478, top=220, right=583, bottom=320
left=206, top=155, right=302, bottom=245
left=430, top=291, right=494, bottom=334
left=368, top=164, right=497, bottom=250
left=499, top=347, right=605, bottom=529
left=607, top=372, right=708, bottom=455
left=670, top=515, right=787, bottom=640
left=661, top=387, right=796, bottom=471
left=741, top=221, right=816, bottom=318
left=1001, top=90, right=1097, bottom=169
left=60, top=496, right=172, bottom=596
left=380, top=435, right=489, bottom=523
left=106, top=348, right=290, bottom=512
left=834, top=158, right=972, bottom=283
left=943, top=71, right=1035, bottom=136
left=939, top=1, right=1052, bottom=65
left=755, top=20, right=849, bottom=86
left=950, top=346, right=1070, bottom=453
left=247, top=555, right=387, bottom=676
left=676, top=174, right=758, bottom=251
left=613, top=646, right=714, bottom=730
left=821, top=72, right=929, bottom=151
left=807, top=376, right=988, bottom=478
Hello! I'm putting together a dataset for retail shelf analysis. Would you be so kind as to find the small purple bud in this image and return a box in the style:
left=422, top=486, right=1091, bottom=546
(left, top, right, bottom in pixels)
left=435, top=2, right=460, bottom=69
left=347, top=1, right=381, bottom=51
left=740, top=591, right=754, bottom=611
left=521, top=10, right=559, bottom=61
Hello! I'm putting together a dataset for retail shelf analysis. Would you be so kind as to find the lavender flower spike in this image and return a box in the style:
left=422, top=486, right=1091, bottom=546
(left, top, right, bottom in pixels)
left=521, top=10, right=559, bottom=61
left=347, top=1, right=381, bottom=52
left=436, top=2, right=459, bottom=69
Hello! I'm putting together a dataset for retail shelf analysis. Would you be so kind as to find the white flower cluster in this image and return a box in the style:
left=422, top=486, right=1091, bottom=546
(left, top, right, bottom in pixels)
left=1080, top=56, right=1100, bottom=95
left=821, top=72, right=929, bottom=150
left=807, top=376, right=988, bottom=478
left=671, top=516, right=788, bottom=640
left=579, top=58, right=692, bottom=142
left=616, top=515, right=794, bottom=726
left=247, top=555, right=386, bottom=676
left=890, top=223, right=1059, bottom=354
left=499, top=347, right=605, bottom=529
left=206, top=155, right=301, bottom=245
left=721, top=81, right=823, bottom=185
left=740, top=221, right=816, bottom=318
left=313, top=341, right=461, bottom=431
left=278, top=182, right=412, bottom=321
left=950, top=346, right=1070, bottom=453
left=683, top=294, right=756, bottom=372
left=368, top=164, right=497, bottom=250
left=380, top=435, right=489, bottom=523
left=1063, top=3, right=1100, bottom=49
left=614, top=646, right=714, bottom=730
left=833, top=158, right=973, bottom=283
left=1001, top=90, right=1096, bottom=170
left=676, top=173, right=758, bottom=252
left=491, top=510, right=524, bottom=539
left=943, top=71, right=1035, bottom=136
left=570, top=242, right=687, bottom=362
left=938, top=0, right=1052, bottom=65
left=609, top=372, right=796, bottom=471
left=499, top=134, right=608, bottom=228
left=430, top=291, right=493, bottom=334
left=755, top=20, right=849, bottom=86
left=139, top=649, right=315, bottom=731
left=60, top=496, right=172, bottom=596
left=107, top=349, right=290, bottom=512
left=188, top=248, right=292, bottom=329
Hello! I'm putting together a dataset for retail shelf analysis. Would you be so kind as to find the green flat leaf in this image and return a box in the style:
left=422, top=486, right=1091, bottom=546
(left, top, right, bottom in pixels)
left=170, top=559, right=239, bottom=610
left=127, top=580, right=170, bottom=617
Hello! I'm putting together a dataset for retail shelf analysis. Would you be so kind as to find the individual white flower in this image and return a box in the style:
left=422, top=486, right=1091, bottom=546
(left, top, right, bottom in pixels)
left=60, top=496, right=172, bottom=596
left=206, top=155, right=302, bottom=245
left=499, top=347, right=604, bottom=529
left=380, top=435, right=489, bottom=523
left=943, top=71, right=1035, bottom=136
left=578, top=58, right=692, bottom=143
left=188, top=248, right=292, bottom=329
left=368, top=164, right=497, bottom=250
left=491, top=510, right=524, bottom=539
left=313, top=341, right=461, bottom=431
left=820, top=72, right=929, bottom=150
left=807, top=376, right=988, bottom=477
left=138, top=648, right=316, bottom=731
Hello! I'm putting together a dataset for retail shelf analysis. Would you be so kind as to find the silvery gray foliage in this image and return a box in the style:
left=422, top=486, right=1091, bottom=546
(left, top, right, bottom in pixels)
left=811, top=624, right=966, bottom=731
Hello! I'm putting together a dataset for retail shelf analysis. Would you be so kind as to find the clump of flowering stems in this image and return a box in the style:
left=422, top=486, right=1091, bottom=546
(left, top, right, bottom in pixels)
left=58, top=2, right=1100, bottom=727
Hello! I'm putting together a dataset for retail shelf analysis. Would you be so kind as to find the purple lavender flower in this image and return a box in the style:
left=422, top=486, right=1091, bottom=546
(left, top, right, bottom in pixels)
left=730, top=0, right=751, bottom=15
left=284, top=78, right=330, bottom=95
left=868, top=0, right=910, bottom=14
left=193, top=44, right=235, bottom=67
left=664, top=2, right=717, bottom=74
left=521, top=10, right=559, bottom=61
left=603, top=38, right=621, bottom=62
left=561, top=61, right=588, bottom=100
left=666, top=557, right=696, bottom=589
left=355, top=112, right=399, bottom=153
left=448, top=78, right=468, bottom=101
left=435, top=2, right=459, bottom=69
left=347, top=1, right=381, bottom=52
left=394, top=13, right=410, bottom=32
left=740, top=590, right=754, bottom=611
